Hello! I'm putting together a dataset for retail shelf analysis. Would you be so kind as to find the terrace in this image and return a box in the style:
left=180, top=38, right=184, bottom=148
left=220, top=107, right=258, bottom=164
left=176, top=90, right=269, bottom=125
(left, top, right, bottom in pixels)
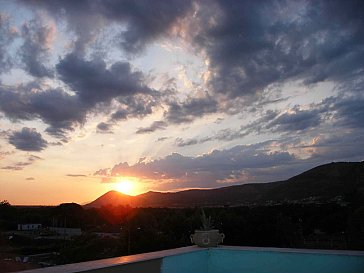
left=19, top=245, right=364, bottom=273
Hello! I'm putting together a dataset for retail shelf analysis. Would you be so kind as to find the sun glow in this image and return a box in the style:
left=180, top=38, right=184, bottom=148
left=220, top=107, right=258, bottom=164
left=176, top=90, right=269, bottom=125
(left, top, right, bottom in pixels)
left=115, top=178, right=136, bottom=195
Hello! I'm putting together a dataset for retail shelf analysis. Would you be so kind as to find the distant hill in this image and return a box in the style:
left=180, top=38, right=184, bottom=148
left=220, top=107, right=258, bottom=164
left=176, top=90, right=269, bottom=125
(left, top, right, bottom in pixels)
left=84, top=162, right=364, bottom=208
left=84, top=190, right=132, bottom=208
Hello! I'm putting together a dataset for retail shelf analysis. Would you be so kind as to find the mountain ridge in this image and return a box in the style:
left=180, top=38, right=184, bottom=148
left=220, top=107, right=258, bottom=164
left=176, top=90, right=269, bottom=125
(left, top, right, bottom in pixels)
left=84, top=161, right=364, bottom=208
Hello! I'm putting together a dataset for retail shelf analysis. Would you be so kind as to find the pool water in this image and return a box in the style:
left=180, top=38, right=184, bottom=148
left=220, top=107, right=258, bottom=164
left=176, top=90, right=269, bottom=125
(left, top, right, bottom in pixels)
left=162, top=247, right=364, bottom=273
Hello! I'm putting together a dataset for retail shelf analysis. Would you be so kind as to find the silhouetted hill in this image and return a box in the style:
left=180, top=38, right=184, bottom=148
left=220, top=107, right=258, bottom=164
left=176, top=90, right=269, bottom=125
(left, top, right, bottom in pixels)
left=84, top=162, right=364, bottom=208
left=84, top=190, right=132, bottom=208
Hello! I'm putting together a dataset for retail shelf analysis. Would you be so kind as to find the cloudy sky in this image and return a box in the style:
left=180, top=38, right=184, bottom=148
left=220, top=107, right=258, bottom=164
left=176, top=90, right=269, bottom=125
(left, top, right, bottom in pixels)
left=0, top=0, right=363, bottom=205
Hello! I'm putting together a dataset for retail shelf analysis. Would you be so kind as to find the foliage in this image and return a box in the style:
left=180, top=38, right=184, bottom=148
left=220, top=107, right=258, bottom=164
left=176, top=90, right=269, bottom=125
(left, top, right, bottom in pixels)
left=200, top=208, right=214, bottom=230
left=1, top=203, right=364, bottom=266
left=58, top=234, right=121, bottom=264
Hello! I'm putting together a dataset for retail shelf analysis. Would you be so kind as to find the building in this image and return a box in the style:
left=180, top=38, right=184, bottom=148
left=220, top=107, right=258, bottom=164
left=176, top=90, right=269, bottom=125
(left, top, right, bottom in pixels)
left=17, top=224, right=42, bottom=231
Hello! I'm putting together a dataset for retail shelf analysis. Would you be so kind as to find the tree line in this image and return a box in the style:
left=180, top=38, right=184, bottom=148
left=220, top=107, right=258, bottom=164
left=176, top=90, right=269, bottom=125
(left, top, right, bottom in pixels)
left=0, top=200, right=363, bottom=265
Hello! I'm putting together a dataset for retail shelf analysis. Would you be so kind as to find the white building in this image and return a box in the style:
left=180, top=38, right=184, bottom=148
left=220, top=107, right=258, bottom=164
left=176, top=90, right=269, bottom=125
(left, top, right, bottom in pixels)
left=18, top=223, right=42, bottom=231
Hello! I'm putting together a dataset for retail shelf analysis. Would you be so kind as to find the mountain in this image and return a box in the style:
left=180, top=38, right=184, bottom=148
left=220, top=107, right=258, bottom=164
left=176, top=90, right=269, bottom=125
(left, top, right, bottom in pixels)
left=84, top=190, right=132, bottom=208
left=84, top=162, right=364, bottom=208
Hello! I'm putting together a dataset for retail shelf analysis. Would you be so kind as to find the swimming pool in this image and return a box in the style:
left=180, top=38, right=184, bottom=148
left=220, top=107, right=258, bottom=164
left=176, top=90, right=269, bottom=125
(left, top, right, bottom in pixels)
left=162, top=246, right=364, bottom=273
left=20, top=245, right=364, bottom=273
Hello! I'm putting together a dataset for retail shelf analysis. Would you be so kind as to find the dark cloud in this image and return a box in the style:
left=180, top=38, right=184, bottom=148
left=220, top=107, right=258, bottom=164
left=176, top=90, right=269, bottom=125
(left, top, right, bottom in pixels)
left=20, top=0, right=105, bottom=55
left=0, top=84, right=87, bottom=139
left=172, top=93, right=364, bottom=147
left=26, top=177, right=35, bottom=180
left=57, top=53, right=153, bottom=105
left=175, top=136, right=213, bottom=147
left=19, top=20, right=54, bottom=78
left=265, top=107, right=321, bottom=133
left=173, top=104, right=323, bottom=146
left=234, top=106, right=322, bottom=138
left=101, top=0, right=193, bottom=54
left=164, top=96, right=218, bottom=124
left=96, top=129, right=364, bottom=190
left=0, top=13, right=17, bottom=74
left=134, top=95, right=219, bottom=133
left=8, top=127, right=47, bottom=151
left=111, top=94, right=160, bottom=121
left=243, top=95, right=364, bottom=136
left=175, top=137, right=198, bottom=147
left=96, top=122, right=113, bottom=134
left=95, top=142, right=299, bottom=189
left=214, top=128, right=249, bottom=142
left=136, top=121, right=167, bottom=134
left=22, top=0, right=193, bottom=55
left=189, top=0, right=364, bottom=98
left=111, top=109, right=129, bottom=121
left=308, top=130, right=364, bottom=162
left=173, top=129, right=248, bottom=147
left=0, top=52, right=158, bottom=140
left=30, top=89, right=86, bottom=132
left=2, top=0, right=362, bottom=171
left=323, top=96, right=364, bottom=129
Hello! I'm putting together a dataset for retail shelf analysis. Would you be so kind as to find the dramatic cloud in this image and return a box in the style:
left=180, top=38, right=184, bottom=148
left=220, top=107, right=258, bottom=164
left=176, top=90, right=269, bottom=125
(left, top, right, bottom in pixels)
left=0, top=53, right=158, bottom=139
left=243, top=107, right=323, bottom=136
left=0, top=84, right=86, bottom=138
left=57, top=54, right=153, bottom=105
left=95, top=142, right=302, bottom=188
left=111, top=94, right=160, bottom=121
left=135, top=94, right=219, bottom=134
left=323, top=96, right=364, bottom=129
left=0, top=13, right=17, bottom=73
left=308, top=131, right=364, bottom=162
left=164, top=96, right=218, bottom=124
left=102, top=0, right=193, bottom=54
left=96, top=131, right=364, bottom=190
left=8, top=127, right=47, bottom=151
left=23, top=0, right=193, bottom=55
left=187, top=0, right=364, bottom=98
left=1, top=0, right=364, bottom=199
left=172, top=92, right=364, bottom=148
left=173, top=105, right=322, bottom=146
left=19, top=19, right=54, bottom=78
left=266, top=108, right=321, bottom=132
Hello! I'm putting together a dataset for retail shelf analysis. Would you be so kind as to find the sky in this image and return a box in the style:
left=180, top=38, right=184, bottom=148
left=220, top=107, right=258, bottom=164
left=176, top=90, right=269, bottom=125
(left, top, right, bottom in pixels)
left=0, top=0, right=363, bottom=205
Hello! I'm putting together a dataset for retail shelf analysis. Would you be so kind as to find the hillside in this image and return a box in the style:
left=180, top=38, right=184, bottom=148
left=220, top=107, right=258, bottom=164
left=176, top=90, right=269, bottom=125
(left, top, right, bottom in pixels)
left=84, top=162, right=364, bottom=208
left=84, top=190, right=132, bottom=208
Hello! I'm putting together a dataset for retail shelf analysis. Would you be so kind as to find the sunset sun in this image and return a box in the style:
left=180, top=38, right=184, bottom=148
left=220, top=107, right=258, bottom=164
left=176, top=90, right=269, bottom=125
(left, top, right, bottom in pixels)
left=115, top=179, right=135, bottom=195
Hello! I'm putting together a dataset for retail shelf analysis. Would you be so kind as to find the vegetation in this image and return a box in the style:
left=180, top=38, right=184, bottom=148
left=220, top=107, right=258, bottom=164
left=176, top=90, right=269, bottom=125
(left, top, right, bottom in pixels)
left=1, top=200, right=364, bottom=267
left=200, top=209, right=214, bottom=230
